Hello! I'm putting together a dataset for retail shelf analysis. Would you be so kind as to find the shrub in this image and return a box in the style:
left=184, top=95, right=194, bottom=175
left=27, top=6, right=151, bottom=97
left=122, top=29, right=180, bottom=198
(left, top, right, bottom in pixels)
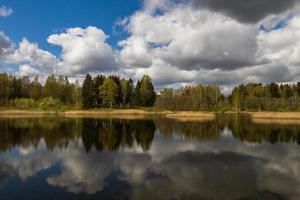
left=38, top=97, right=64, bottom=110
left=10, top=98, right=37, bottom=109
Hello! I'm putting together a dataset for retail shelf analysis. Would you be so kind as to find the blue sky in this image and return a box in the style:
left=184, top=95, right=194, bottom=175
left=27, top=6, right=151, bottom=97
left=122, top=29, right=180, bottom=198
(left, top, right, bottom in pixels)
left=0, top=0, right=141, bottom=55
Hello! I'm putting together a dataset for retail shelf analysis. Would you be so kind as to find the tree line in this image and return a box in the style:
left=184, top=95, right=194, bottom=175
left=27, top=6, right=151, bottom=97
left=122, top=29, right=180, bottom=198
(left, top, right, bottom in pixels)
left=155, top=82, right=300, bottom=111
left=81, top=74, right=156, bottom=108
left=0, top=73, right=155, bottom=109
left=2, top=72, right=300, bottom=111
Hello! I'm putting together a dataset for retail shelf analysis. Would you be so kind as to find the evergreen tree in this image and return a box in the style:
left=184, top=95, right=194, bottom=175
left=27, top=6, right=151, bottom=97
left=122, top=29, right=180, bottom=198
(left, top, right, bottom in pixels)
left=11, top=76, right=20, bottom=99
left=139, top=75, right=156, bottom=107
left=94, top=75, right=104, bottom=107
left=269, top=83, right=280, bottom=98
left=134, top=80, right=141, bottom=107
left=19, top=76, right=31, bottom=98
left=82, top=74, right=95, bottom=108
left=43, top=75, right=60, bottom=99
left=29, top=76, right=42, bottom=100
left=127, top=79, right=134, bottom=107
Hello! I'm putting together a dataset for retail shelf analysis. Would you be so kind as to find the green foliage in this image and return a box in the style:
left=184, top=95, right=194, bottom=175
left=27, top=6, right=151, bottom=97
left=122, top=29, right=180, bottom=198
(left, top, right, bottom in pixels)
left=82, top=74, right=95, bottom=108
left=100, top=78, right=119, bottom=108
left=38, top=97, right=64, bottom=110
left=139, top=75, right=156, bottom=107
left=155, top=84, right=221, bottom=111
left=29, top=76, right=42, bottom=100
left=93, top=75, right=104, bottom=107
left=230, top=83, right=300, bottom=111
left=3, top=72, right=300, bottom=112
left=10, top=98, right=37, bottom=109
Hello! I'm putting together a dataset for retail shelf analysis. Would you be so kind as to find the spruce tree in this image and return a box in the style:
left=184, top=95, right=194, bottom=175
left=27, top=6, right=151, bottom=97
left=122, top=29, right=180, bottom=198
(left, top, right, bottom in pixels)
left=94, top=75, right=104, bottom=107
left=139, top=75, right=156, bottom=107
left=134, top=80, right=141, bottom=107
left=82, top=74, right=95, bottom=108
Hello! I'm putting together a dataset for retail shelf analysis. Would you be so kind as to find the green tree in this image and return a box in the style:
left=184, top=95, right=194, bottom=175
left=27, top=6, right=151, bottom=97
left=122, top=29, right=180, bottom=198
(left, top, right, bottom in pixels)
left=29, top=76, right=42, bottom=100
left=269, top=83, right=280, bottom=98
left=100, top=78, right=118, bottom=109
left=134, top=80, right=141, bottom=107
left=94, top=75, right=104, bottom=107
left=139, top=75, right=156, bottom=107
left=43, top=75, right=60, bottom=99
left=82, top=74, right=95, bottom=108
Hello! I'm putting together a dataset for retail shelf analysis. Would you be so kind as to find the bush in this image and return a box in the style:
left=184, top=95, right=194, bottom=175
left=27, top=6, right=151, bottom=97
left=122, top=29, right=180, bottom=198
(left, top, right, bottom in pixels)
left=10, top=98, right=37, bottom=109
left=38, top=97, right=64, bottom=110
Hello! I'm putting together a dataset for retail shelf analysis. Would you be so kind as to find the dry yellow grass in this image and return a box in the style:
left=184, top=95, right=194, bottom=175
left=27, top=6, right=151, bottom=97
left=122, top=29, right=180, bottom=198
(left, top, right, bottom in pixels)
left=252, top=118, right=300, bottom=125
left=249, top=112, right=300, bottom=119
left=0, top=109, right=216, bottom=120
left=165, top=112, right=215, bottom=120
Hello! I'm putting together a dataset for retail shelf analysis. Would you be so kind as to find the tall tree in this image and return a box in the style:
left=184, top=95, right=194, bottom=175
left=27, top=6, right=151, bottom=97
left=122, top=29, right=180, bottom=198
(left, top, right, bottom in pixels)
left=269, top=83, right=280, bottom=98
left=29, top=76, right=42, bottom=100
left=43, top=75, right=59, bottom=99
left=134, top=80, right=141, bottom=107
left=139, top=75, right=156, bottom=107
left=82, top=74, right=95, bottom=108
left=100, top=78, right=118, bottom=109
left=127, top=79, right=134, bottom=107
left=94, top=75, right=104, bottom=107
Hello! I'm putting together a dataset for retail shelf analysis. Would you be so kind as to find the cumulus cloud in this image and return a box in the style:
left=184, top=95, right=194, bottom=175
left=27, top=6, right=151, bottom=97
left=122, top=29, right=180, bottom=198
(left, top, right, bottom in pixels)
left=5, top=38, right=58, bottom=72
left=191, top=0, right=298, bottom=23
left=47, top=26, right=119, bottom=75
left=0, top=6, right=13, bottom=17
left=118, top=2, right=261, bottom=87
left=0, top=32, right=12, bottom=56
left=258, top=16, right=300, bottom=66
left=116, top=0, right=300, bottom=89
left=18, top=64, right=39, bottom=77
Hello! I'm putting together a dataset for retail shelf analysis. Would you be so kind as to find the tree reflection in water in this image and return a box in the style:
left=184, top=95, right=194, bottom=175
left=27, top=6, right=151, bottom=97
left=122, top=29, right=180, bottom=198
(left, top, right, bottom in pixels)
left=0, top=115, right=299, bottom=199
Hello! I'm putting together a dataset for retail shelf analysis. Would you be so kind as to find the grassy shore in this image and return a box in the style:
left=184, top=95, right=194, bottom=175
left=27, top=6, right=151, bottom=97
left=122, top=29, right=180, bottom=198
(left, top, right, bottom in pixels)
left=0, top=109, right=216, bottom=120
left=247, top=112, right=300, bottom=119
left=2, top=109, right=300, bottom=121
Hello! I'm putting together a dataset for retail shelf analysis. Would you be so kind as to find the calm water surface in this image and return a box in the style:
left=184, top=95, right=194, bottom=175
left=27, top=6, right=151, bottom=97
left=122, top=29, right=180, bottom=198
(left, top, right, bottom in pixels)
left=0, top=115, right=299, bottom=200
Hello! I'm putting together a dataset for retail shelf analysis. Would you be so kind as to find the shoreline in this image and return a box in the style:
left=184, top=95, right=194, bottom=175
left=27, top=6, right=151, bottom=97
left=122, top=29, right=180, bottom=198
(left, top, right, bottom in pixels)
left=0, top=109, right=216, bottom=120
left=1, top=110, right=300, bottom=120
left=246, top=112, right=300, bottom=119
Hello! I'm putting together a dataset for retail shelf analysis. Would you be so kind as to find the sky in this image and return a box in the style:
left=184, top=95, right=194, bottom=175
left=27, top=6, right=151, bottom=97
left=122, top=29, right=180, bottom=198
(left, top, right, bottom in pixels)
left=1, top=0, right=300, bottom=93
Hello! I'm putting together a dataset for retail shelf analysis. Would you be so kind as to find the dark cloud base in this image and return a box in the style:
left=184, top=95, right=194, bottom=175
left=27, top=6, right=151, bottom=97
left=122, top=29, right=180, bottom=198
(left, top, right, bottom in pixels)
left=191, top=0, right=298, bottom=23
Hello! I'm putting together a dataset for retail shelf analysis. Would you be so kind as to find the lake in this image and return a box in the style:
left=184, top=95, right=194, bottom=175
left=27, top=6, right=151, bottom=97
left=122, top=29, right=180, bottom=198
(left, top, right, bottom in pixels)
left=0, top=115, right=299, bottom=200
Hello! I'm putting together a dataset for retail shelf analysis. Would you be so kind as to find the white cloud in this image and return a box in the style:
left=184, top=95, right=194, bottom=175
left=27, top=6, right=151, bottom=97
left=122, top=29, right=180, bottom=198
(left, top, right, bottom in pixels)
left=47, top=26, right=119, bottom=75
left=0, top=6, right=13, bottom=17
left=258, top=16, right=300, bottom=67
left=5, top=38, right=58, bottom=72
left=18, top=64, right=39, bottom=77
left=116, top=0, right=300, bottom=89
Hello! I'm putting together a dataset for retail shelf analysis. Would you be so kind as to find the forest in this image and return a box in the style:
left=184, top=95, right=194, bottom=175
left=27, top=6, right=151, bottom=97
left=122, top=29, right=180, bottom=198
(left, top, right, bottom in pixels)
left=1, top=72, right=300, bottom=111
